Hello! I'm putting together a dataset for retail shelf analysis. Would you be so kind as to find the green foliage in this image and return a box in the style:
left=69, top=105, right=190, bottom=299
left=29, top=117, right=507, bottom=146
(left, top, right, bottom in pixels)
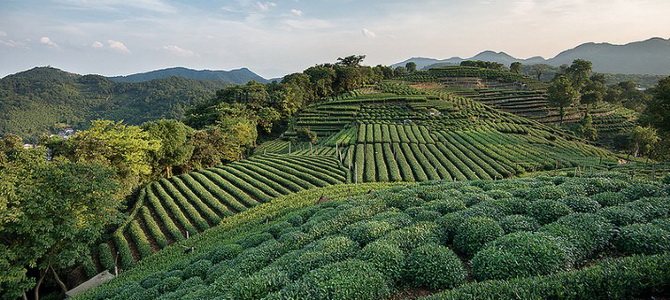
left=379, top=222, right=443, bottom=251
left=615, top=223, right=670, bottom=255
left=407, top=244, right=466, bottom=289
left=560, top=196, right=602, bottom=213
left=499, top=214, right=539, bottom=234
left=540, top=213, right=615, bottom=261
left=425, top=254, right=670, bottom=300
left=280, top=259, right=391, bottom=300
left=471, top=232, right=570, bottom=281
left=141, top=119, right=194, bottom=177
left=356, top=240, right=405, bottom=282
left=453, top=217, right=504, bottom=257
left=547, top=75, right=580, bottom=124
left=526, top=199, right=573, bottom=224
left=343, top=220, right=395, bottom=245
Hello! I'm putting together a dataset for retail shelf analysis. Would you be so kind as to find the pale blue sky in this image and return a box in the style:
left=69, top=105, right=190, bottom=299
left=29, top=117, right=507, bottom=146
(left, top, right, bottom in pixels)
left=1, top=0, right=669, bottom=78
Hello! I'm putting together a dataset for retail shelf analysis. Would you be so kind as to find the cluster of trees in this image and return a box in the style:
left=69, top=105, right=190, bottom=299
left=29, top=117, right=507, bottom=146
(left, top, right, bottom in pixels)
left=461, top=60, right=506, bottom=71
left=185, top=55, right=396, bottom=136
left=544, top=59, right=668, bottom=158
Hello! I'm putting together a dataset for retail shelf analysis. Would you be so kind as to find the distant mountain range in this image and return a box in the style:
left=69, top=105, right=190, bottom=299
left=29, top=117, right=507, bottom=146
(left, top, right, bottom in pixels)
left=394, top=37, right=670, bottom=75
left=110, top=67, right=269, bottom=84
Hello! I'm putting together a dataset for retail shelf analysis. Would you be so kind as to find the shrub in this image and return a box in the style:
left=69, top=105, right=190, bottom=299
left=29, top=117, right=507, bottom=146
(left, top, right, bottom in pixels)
left=597, top=205, right=646, bottom=226
left=421, top=199, right=467, bottom=215
left=470, top=232, right=570, bottom=281
left=181, top=259, right=212, bottom=280
left=526, top=185, right=568, bottom=200
left=424, top=254, right=670, bottom=300
left=285, top=214, right=304, bottom=226
left=615, top=223, right=670, bottom=255
left=357, top=240, right=406, bottom=282
left=526, top=199, right=573, bottom=224
left=499, top=214, right=539, bottom=234
left=591, top=191, right=628, bottom=207
left=371, top=209, right=413, bottom=228
left=209, top=243, right=244, bottom=264
left=625, top=197, right=670, bottom=220
left=286, top=236, right=360, bottom=279
left=385, top=194, right=425, bottom=210
left=379, top=222, right=443, bottom=251
left=652, top=218, right=670, bottom=231
left=560, top=196, right=601, bottom=213
left=485, top=189, right=514, bottom=199
left=464, top=194, right=494, bottom=207
left=407, top=244, right=466, bottom=289
left=239, top=232, right=274, bottom=248
left=540, top=213, right=614, bottom=261
left=280, top=259, right=391, bottom=300
left=620, top=183, right=667, bottom=200
left=343, top=220, right=395, bottom=245
left=422, top=189, right=463, bottom=202
left=226, top=267, right=289, bottom=300
left=158, top=276, right=182, bottom=294
left=140, top=273, right=163, bottom=289
left=265, top=221, right=293, bottom=238
left=453, top=217, right=504, bottom=257
left=405, top=207, right=442, bottom=222
left=473, top=198, right=529, bottom=216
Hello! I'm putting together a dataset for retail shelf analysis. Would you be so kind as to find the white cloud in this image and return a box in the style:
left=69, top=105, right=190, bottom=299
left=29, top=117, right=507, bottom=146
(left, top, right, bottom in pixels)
left=107, top=39, right=130, bottom=53
left=256, top=2, right=277, bottom=12
left=362, top=28, right=377, bottom=38
left=0, top=31, right=6, bottom=37
left=281, top=18, right=333, bottom=30
left=39, top=36, right=58, bottom=47
left=291, top=9, right=303, bottom=16
left=91, top=41, right=104, bottom=49
left=162, top=45, right=199, bottom=57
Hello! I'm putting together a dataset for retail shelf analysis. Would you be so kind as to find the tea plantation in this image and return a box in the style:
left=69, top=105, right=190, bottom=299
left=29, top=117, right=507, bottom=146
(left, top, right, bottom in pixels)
left=76, top=67, right=670, bottom=299
left=76, top=174, right=670, bottom=299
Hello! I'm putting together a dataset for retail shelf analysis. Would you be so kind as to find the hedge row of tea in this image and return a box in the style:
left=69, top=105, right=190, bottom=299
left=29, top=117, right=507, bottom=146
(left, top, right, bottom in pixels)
left=78, top=174, right=670, bottom=300
left=90, top=154, right=348, bottom=272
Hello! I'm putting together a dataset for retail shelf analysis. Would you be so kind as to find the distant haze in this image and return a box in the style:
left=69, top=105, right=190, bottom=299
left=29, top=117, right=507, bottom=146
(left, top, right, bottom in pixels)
left=1, top=0, right=669, bottom=78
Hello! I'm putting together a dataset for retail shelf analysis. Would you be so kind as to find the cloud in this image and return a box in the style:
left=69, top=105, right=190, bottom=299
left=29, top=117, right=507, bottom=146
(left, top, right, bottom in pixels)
left=162, top=45, right=199, bottom=57
left=40, top=36, right=58, bottom=47
left=291, top=9, right=303, bottom=16
left=57, top=0, right=176, bottom=14
left=362, top=28, right=377, bottom=38
left=256, top=2, right=277, bottom=12
left=91, top=41, right=104, bottom=49
left=0, top=31, right=6, bottom=37
left=107, top=40, right=130, bottom=53
left=281, top=18, right=333, bottom=30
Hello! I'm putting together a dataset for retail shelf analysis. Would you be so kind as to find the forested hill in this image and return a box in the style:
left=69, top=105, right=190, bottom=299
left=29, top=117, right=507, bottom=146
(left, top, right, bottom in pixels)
left=0, top=67, right=230, bottom=140
left=110, top=67, right=269, bottom=84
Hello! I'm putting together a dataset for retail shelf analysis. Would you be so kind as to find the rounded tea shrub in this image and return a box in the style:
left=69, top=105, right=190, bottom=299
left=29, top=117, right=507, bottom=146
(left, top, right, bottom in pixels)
left=597, top=205, right=646, bottom=226
left=379, top=222, right=442, bottom=251
left=560, top=196, right=601, bottom=213
left=181, top=259, right=212, bottom=280
left=471, top=231, right=570, bottom=281
left=526, top=185, right=568, bottom=201
left=499, top=214, right=539, bottom=234
left=405, top=207, right=442, bottom=222
left=540, top=213, right=614, bottom=261
left=158, top=276, right=182, bottom=294
left=421, top=199, right=467, bottom=215
left=615, top=223, right=670, bottom=255
left=453, top=217, right=504, bottom=257
left=209, top=243, right=244, bottom=264
left=280, top=259, right=391, bottom=300
left=343, top=220, right=395, bottom=245
left=591, top=191, right=628, bottom=207
left=526, top=199, right=573, bottom=224
left=357, top=240, right=406, bottom=282
left=407, top=244, right=467, bottom=289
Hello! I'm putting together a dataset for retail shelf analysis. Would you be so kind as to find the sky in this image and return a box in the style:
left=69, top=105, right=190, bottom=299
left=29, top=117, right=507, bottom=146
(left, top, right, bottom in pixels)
left=1, top=0, right=669, bottom=79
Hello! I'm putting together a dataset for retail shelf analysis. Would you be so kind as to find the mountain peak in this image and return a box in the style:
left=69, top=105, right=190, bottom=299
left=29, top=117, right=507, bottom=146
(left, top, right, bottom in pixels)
left=109, top=67, right=268, bottom=84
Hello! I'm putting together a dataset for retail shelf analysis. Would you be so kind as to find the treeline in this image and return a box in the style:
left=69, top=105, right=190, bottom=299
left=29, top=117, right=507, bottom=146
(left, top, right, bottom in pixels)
left=185, top=55, right=395, bottom=132
left=544, top=59, right=669, bottom=158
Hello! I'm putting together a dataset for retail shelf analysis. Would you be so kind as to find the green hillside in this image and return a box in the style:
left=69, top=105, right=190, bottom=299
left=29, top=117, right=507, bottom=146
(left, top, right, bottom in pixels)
left=76, top=173, right=670, bottom=299
left=84, top=81, right=624, bottom=279
left=0, top=67, right=230, bottom=140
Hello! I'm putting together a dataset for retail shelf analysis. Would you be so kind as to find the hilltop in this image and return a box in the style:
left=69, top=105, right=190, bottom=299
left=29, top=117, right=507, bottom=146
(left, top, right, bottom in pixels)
left=395, top=37, right=670, bottom=75
left=0, top=67, right=230, bottom=140
left=110, top=67, right=269, bottom=85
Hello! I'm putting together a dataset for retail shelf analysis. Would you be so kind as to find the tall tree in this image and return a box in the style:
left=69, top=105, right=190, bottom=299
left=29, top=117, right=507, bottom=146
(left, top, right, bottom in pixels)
left=141, top=119, right=194, bottom=178
left=629, top=126, right=660, bottom=157
left=336, top=55, right=366, bottom=67
left=0, top=160, right=122, bottom=300
left=510, top=62, right=522, bottom=74
left=65, top=120, right=160, bottom=184
left=645, top=77, right=670, bottom=133
left=547, top=75, right=580, bottom=125
left=532, top=64, right=549, bottom=81
left=405, top=62, right=417, bottom=73
left=565, top=59, right=592, bottom=90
